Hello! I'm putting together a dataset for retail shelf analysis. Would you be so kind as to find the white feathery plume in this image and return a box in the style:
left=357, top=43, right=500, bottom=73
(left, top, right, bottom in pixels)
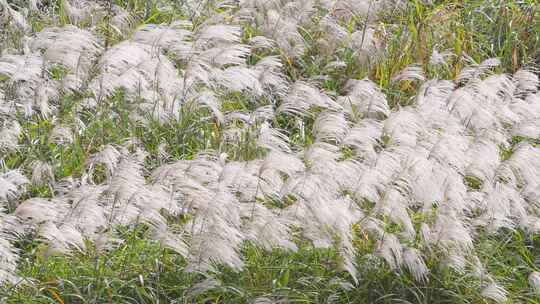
left=254, top=56, right=288, bottom=97
left=33, top=84, right=55, bottom=119
left=281, top=0, right=316, bottom=25
left=29, top=26, right=102, bottom=73
left=0, top=120, right=21, bottom=151
left=15, top=197, right=69, bottom=223
left=477, top=128, right=508, bottom=148
left=132, top=21, right=192, bottom=55
left=404, top=156, right=446, bottom=212
left=196, top=24, right=242, bottom=45
left=123, top=56, right=181, bottom=109
left=327, top=0, right=386, bottom=22
left=465, top=139, right=500, bottom=183
left=222, top=105, right=273, bottom=129
left=457, top=57, right=501, bottom=83
left=219, top=161, right=266, bottom=202
left=110, top=5, right=138, bottom=38
left=525, top=183, right=540, bottom=210
left=442, top=250, right=467, bottom=272
left=304, top=146, right=363, bottom=194
left=258, top=168, right=288, bottom=200
left=15, top=197, right=88, bottom=255
left=181, top=58, right=212, bottom=89
left=376, top=187, right=415, bottom=239
left=0, top=0, right=30, bottom=33
left=376, top=233, right=403, bottom=270
left=0, top=53, right=43, bottom=82
left=104, top=157, right=175, bottom=229
left=95, top=41, right=152, bottom=78
left=343, top=119, right=382, bottom=164
left=513, top=69, right=539, bottom=96
left=529, top=271, right=540, bottom=296
left=240, top=203, right=297, bottom=251
left=0, top=170, right=28, bottom=203
left=191, top=90, right=224, bottom=124
left=40, top=222, right=85, bottom=256
left=0, top=209, right=20, bottom=284
left=156, top=141, right=170, bottom=162
left=318, top=15, right=349, bottom=48
left=216, top=66, right=262, bottom=95
left=149, top=223, right=188, bottom=257
left=249, top=36, right=276, bottom=49
left=325, top=60, right=347, bottom=71
left=49, top=124, right=73, bottom=145
left=105, top=156, right=145, bottom=204
left=351, top=167, right=387, bottom=203
left=473, top=74, right=515, bottom=106
left=0, top=54, right=58, bottom=113
left=183, top=153, right=223, bottom=186
left=474, top=182, right=526, bottom=233
left=92, top=232, right=122, bottom=254
left=512, top=119, right=540, bottom=139
left=335, top=159, right=366, bottom=191
left=30, top=160, right=54, bottom=187
left=16, top=156, right=181, bottom=257
left=520, top=215, right=540, bottom=234
left=62, top=184, right=108, bottom=236
left=224, top=111, right=252, bottom=125
left=187, top=278, right=221, bottom=297
left=510, top=92, right=540, bottom=122
left=0, top=96, right=10, bottom=118
left=481, top=282, right=508, bottom=304
left=442, top=172, right=473, bottom=214
left=61, top=0, right=104, bottom=26
left=429, top=212, right=473, bottom=250
left=257, top=123, right=292, bottom=154
left=383, top=108, right=425, bottom=147
left=220, top=125, right=245, bottom=145
left=28, top=0, right=39, bottom=11
left=369, top=148, right=406, bottom=187
left=186, top=190, right=244, bottom=272
left=284, top=194, right=362, bottom=281
left=414, top=79, right=455, bottom=110
left=91, top=41, right=182, bottom=108
left=313, top=111, right=349, bottom=143
left=470, top=254, right=487, bottom=278
left=427, top=133, right=470, bottom=173
left=480, top=58, right=502, bottom=69
left=261, top=151, right=305, bottom=178
left=260, top=9, right=305, bottom=58
left=429, top=49, right=453, bottom=67
left=198, top=44, right=250, bottom=68
left=281, top=176, right=335, bottom=220
left=252, top=296, right=283, bottom=304
left=519, top=88, right=540, bottom=116
left=86, top=144, right=121, bottom=180
left=392, top=64, right=426, bottom=83
left=402, top=247, right=429, bottom=282
left=360, top=216, right=385, bottom=239
left=302, top=142, right=340, bottom=172
left=349, top=28, right=382, bottom=66
left=338, top=79, right=390, bottom=120
left=497, top=143, right=540, bottom=189
left=278, top=81, right=341, bottom=117
left=252, top=105, right=276, bottom=122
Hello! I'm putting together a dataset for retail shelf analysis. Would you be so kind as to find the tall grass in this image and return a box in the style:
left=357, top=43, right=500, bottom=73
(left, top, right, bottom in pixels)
left=0, top=0, right=539, bottom=303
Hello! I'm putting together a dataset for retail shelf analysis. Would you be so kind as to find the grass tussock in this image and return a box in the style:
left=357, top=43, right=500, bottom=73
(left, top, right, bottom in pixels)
left=0, top=0, right=539, bottom=303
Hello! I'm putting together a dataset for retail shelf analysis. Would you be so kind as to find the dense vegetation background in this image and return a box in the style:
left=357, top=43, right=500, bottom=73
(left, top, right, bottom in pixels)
left=0, top=0, right=540, bottom=303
